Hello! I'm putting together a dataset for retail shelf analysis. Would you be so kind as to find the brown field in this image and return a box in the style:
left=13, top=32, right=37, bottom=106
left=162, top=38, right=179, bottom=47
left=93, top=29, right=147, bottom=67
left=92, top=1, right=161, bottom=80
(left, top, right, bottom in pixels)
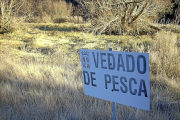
left=0, top=22, right=179, bottom=120
left=0, top=0, right=180, bottom=119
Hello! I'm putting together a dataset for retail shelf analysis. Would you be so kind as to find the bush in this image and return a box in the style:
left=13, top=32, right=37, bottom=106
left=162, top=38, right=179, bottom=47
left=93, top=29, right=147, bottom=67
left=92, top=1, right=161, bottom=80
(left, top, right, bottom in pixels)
left=0, top=0, right=72, bottom=25
left=53, top=18, right=68, bottom=23
left=158, top=0, right=180, bottom=24
left=0, top=0, right=16, bottom=33
left=78, top=0, right=173, bottom=35
left=34, top=0, right=72, bottom=23
left=0, top=0, right=28, bottom=33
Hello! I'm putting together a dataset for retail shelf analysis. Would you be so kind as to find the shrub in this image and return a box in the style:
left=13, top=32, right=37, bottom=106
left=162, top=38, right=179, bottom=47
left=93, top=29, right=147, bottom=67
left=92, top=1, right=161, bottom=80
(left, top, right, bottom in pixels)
left=0, top=0, right=16, bottom=33
left=25, top=0, right=72, bottom=23
left=0, top=0, right=27, bottom=33
left=159, top=0, right=180, bottom=24
left=78, top=0, right=173, bottom=35
left=53, top=18, right=68, bottom=23
left=1, top=0, right=73, bottom=24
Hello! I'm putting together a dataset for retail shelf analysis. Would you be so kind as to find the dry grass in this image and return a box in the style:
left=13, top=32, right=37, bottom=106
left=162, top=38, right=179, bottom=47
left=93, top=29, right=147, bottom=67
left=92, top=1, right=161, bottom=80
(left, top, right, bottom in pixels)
left=35, top=0, right=72, bottom=23
left=151, top=31, right=180, bottom=77
left=0, top=0, right=73, bottom=34
left=150, top=31, right=180, bottom=98
left=0, top=23, right=180, bottom=119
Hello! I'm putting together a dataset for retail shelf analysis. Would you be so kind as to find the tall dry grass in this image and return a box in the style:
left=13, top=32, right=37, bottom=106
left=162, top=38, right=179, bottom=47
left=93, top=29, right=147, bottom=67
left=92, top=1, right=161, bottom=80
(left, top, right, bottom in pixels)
left=0, top=49, right=112, bottom=120
left=150, top=31, right=180, bottom=78
left=150, top=31, right=180, bottom=100
left=0, top=0, right=73, bottom=34
left=34, top=0, right=72, bottom=23
left=0, top=24, right=180, bottom=119
left=1, top=49, right=179, bottom=120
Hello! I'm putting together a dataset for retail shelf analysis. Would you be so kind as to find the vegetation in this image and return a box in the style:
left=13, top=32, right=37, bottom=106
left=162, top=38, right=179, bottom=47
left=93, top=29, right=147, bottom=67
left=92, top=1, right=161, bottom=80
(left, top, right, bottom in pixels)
left=0, top=0, right=180, bottom=120
left=78, top=0, right=173, bottom=35
left=0, top=0, right=73, bottom=33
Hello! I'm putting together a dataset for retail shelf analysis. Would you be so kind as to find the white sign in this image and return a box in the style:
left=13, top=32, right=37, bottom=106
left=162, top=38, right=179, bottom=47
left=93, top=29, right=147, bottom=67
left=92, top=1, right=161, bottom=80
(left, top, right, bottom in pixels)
left=80, top=49, right=150, bottom=111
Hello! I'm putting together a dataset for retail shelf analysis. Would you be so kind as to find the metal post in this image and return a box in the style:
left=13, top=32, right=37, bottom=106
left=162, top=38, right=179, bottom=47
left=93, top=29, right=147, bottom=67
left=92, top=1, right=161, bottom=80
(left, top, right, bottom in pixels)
left=109, top=48, right=116, bottom=120
left=112, top=102, right=116, bottom=120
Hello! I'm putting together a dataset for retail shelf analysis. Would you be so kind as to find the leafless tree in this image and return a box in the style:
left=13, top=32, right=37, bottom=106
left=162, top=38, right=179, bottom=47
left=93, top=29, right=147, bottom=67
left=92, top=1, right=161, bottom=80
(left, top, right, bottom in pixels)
left=78, top=0, right=172, bottom=35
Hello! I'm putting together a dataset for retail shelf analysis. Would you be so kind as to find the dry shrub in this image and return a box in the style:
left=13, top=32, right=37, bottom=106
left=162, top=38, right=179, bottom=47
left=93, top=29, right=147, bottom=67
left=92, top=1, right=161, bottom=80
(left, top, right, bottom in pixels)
left=78, top=0, right=172, bottom=35
left=174, top=0, right=180, bottom=24
left=0, top=0, right=34, bottom=33
left=0, top=0, right=19, bottom=33
left=67, top=16, right=84, bottom=23
left=150, top=31, right=180, bottom=78
left=36, top=0, right=72, bottom=23
left=2, top=0, right=73, bottom=23
left=53, top=18, right=68, bottom=23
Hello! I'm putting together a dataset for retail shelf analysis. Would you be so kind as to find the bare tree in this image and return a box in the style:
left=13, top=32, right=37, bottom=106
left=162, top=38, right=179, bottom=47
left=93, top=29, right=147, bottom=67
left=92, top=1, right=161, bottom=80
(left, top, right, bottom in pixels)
left=0, top=0, right=15, bottom=33
left=0, top=0, right=24, bottom=33
left=78, top=0, right=172, bottom=35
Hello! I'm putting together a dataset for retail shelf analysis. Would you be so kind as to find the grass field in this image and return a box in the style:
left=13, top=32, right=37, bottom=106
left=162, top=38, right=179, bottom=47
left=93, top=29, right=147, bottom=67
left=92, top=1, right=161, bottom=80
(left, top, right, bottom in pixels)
left=0, top=22, right=180, bottom=120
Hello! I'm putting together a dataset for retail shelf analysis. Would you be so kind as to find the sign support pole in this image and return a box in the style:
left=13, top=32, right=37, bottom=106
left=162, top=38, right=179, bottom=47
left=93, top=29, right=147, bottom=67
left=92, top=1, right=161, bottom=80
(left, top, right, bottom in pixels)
left=112, top=102, right=116, bottom=120
left=109, top=48, right=116, bottom=120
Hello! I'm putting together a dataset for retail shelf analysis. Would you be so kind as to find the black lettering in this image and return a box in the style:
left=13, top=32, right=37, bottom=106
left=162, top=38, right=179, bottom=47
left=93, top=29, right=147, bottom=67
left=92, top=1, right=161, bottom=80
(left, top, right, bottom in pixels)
left=83, top=71, right=90, bottom=85
left=120, top=76, right=128, bottom=93
left=117, top=54, right=125, bottom=71
left=90, top=72, right=97, bottom=87
left=129, top=78, right=137, bottom=95
left=100, top=53, right=107, bottom=69
left=126, top=55, right=135, bottom=72
left=105, top=74, right=111, bottom=89
left=138, top=79, right=148, bottom=97
left=108, top=53, right=115, bottom=70
left=112, top=75, right=119, bottom=91
left=137, top=55, right=146, bottom=74
left=92, top=52, right=99, bottom=68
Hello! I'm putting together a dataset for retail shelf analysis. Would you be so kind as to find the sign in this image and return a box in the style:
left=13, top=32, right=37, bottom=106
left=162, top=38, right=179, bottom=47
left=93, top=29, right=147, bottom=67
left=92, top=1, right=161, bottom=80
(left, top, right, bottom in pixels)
left=80, top=49, right=150, bottom=111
